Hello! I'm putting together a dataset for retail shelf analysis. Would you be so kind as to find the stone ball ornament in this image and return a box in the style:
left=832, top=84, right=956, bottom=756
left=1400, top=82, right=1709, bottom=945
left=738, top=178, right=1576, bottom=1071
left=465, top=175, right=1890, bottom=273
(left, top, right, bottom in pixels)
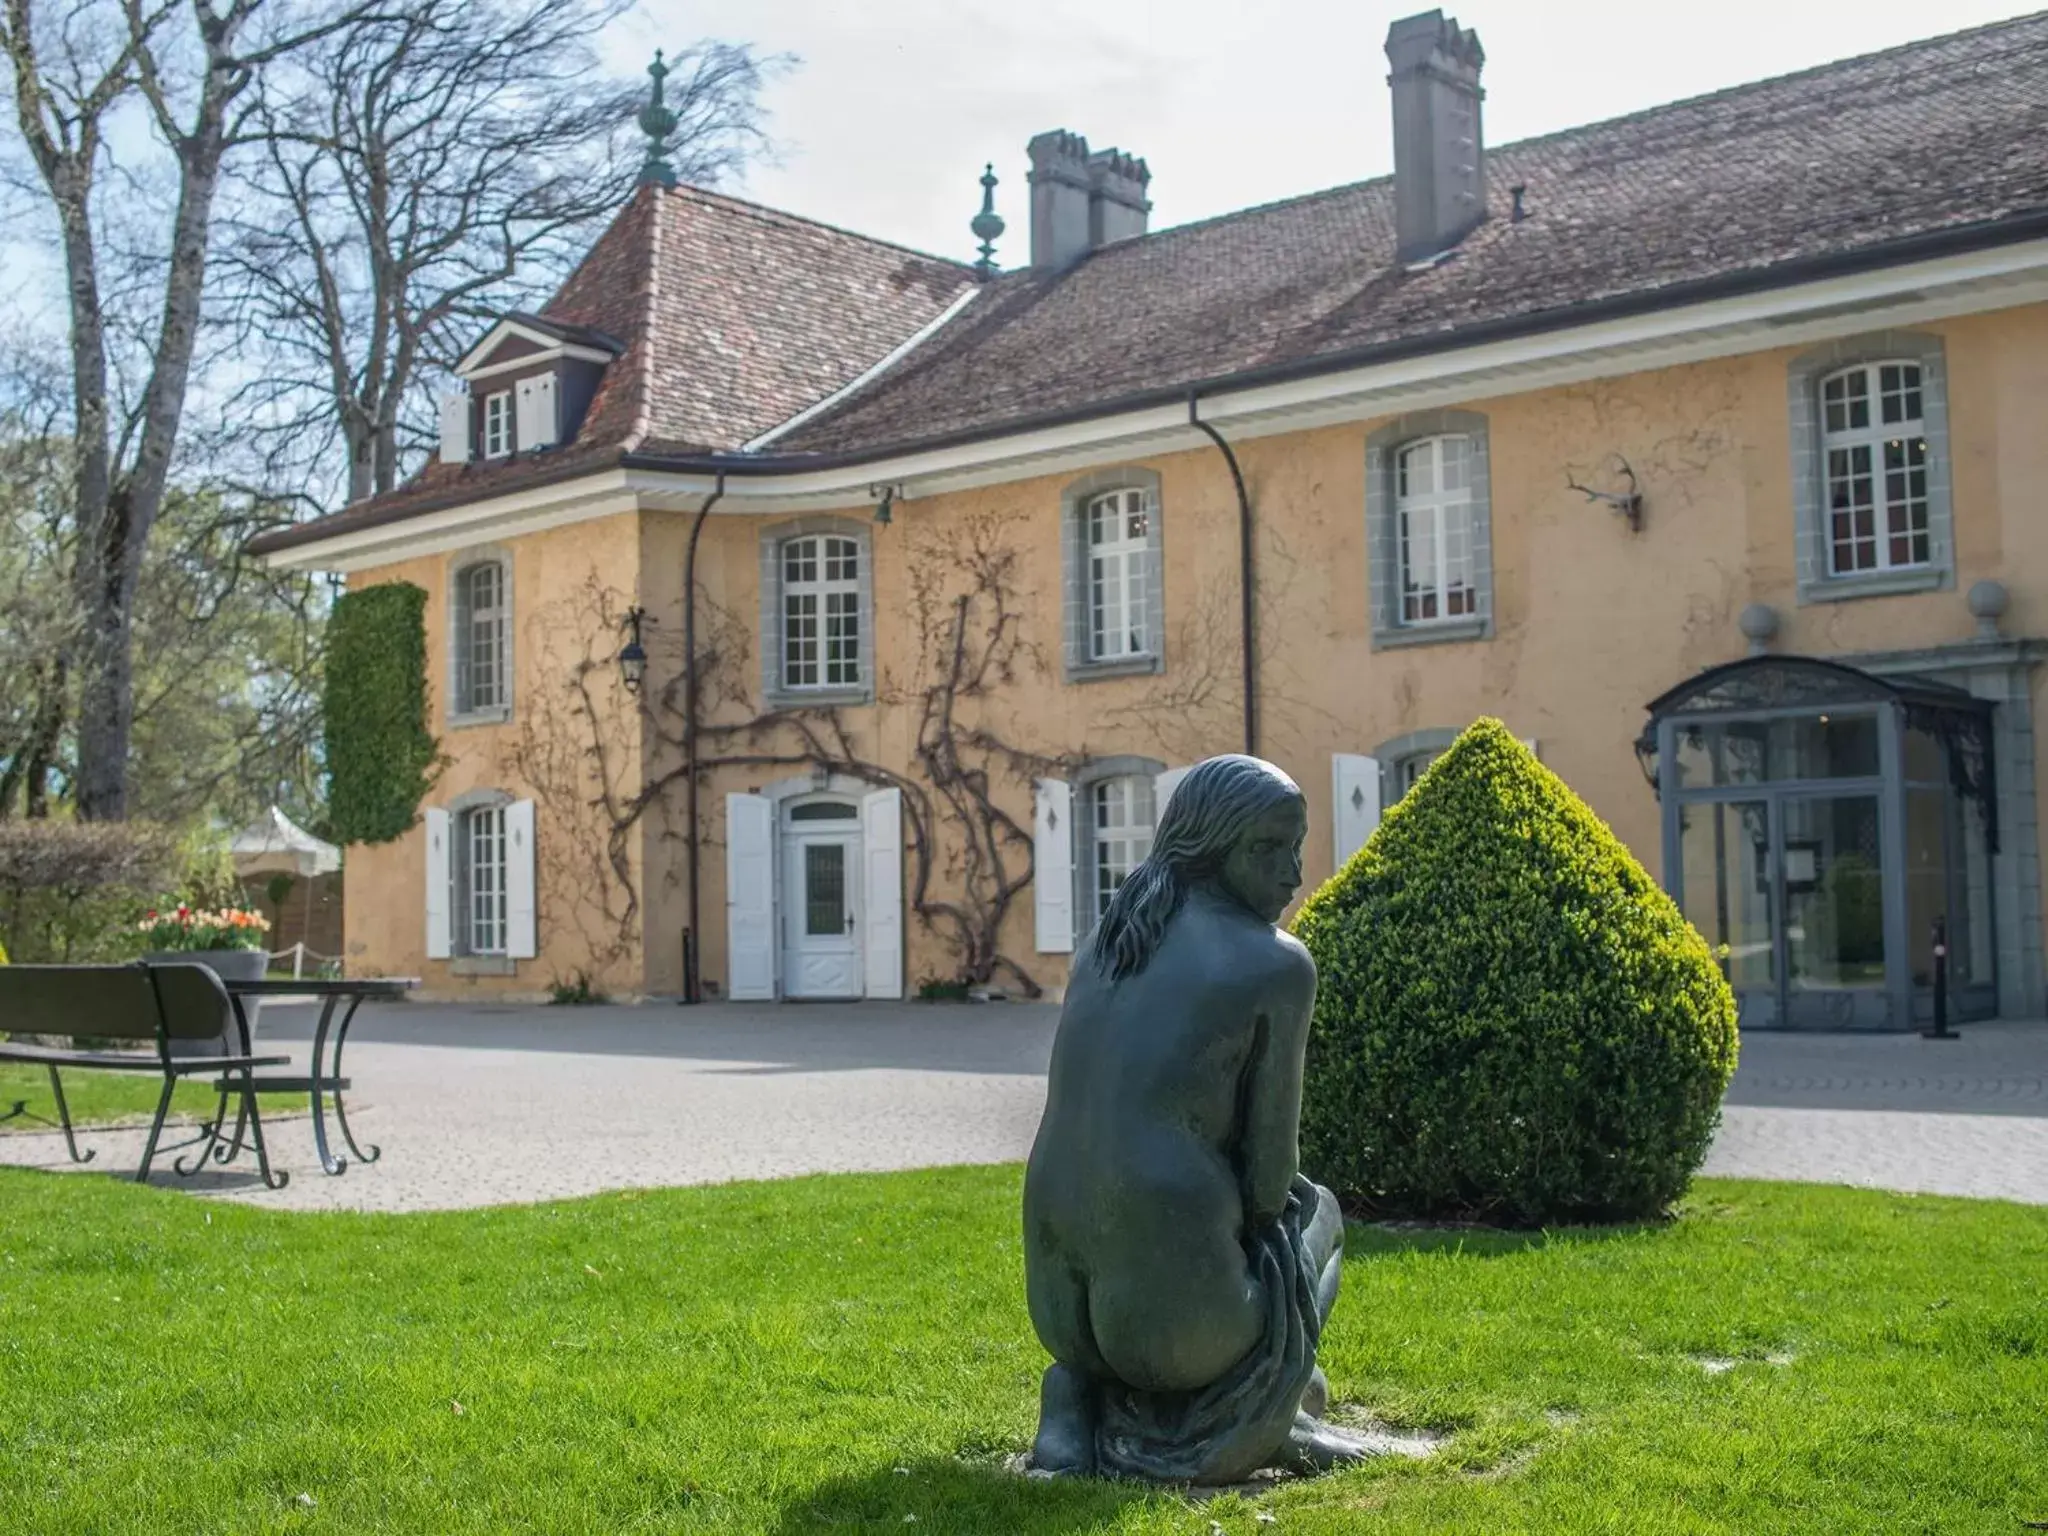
left=1021, top=753, right=1373, bottom=1484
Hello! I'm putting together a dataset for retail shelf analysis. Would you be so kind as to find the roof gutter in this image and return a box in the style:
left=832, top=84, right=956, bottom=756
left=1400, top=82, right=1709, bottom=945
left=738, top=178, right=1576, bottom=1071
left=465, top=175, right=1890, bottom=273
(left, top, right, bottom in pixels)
left=1187, top=391, right=1256, bottom=757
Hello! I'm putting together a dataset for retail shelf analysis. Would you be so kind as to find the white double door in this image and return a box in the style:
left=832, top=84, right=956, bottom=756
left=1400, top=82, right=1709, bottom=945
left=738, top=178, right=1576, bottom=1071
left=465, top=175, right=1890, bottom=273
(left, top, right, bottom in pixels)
left=781, top=826, right=863, bottom=998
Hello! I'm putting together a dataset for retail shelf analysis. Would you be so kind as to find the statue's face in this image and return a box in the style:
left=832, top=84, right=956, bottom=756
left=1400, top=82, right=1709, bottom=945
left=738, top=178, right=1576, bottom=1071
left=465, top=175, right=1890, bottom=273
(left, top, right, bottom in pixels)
left=1219, top=796, right=1308, bottom=922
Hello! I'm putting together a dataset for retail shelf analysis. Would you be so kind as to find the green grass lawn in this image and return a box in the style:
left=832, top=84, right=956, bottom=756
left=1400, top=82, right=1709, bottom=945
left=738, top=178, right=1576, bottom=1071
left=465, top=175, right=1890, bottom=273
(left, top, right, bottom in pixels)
left=0, top=1167, right=2042, bottom=1534
left=0, top=1060, right=220, bottom=1132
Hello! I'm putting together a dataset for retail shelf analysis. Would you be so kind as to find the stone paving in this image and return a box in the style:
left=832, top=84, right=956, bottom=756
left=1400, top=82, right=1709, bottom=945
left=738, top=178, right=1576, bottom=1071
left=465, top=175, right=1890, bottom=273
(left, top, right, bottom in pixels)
left=0, top=1001, right=2043, bottom=1210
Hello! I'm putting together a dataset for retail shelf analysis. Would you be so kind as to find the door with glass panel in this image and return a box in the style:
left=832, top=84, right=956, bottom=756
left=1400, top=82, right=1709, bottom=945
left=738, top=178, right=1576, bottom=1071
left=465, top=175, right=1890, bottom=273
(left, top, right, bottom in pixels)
left=1667, top=706, right=1891, bottom=1028
left=1677, top=798, right=1778, bottom=1029
left=1778, top=789, right=1891, bottom=1029
left=781, top=801, right=862, bottom=999
left=1653, top=657, right=2000, bottom=1030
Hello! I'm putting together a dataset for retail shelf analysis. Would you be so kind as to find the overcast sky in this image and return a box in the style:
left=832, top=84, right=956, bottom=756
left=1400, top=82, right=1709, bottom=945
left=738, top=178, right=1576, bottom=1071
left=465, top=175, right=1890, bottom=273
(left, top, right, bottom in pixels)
left=620, top=0, right=2039, bottom=263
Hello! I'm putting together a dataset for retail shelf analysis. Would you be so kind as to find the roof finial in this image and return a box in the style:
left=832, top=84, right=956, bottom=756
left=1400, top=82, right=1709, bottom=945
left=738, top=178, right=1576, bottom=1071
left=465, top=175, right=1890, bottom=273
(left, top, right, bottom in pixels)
left=637, top=51, right=679, bottom=189
left=971, top=163, right=1005, bottom=278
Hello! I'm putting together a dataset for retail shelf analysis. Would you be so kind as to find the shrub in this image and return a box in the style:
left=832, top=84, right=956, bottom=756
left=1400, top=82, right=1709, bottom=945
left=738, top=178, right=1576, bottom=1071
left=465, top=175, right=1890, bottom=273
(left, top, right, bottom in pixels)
left=1292, top=718, right=1738, bottom=1225
left=0, top=820, right=182, bottom=963
left=548, top=971, right=609, bottom=1006
left=324, top=582, right=440, bottom=845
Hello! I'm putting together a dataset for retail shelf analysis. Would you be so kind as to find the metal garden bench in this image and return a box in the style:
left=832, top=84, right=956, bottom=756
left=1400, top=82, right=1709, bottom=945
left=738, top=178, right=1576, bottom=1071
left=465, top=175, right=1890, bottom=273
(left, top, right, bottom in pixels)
left=0, top=963, right=292, bottom=1187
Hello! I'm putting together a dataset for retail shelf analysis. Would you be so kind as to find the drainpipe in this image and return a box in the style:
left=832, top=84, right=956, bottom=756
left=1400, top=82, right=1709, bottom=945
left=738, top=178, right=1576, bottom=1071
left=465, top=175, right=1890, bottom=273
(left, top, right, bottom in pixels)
left=680, top=473, right=726, bottom=1004
left=1187, top=392, right=1256, bottom=756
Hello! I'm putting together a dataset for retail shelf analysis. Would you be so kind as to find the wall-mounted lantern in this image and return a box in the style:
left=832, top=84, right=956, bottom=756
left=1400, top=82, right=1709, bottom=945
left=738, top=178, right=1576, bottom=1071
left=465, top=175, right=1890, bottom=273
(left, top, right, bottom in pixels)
left=617, top=606, right=649, bottom=693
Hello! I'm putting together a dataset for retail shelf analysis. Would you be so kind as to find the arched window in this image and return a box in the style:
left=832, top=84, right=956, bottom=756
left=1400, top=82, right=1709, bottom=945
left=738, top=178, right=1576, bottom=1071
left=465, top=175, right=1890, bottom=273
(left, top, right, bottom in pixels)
left=1819, top=360, right=1930, bottom=576
left=781, top=534, right=862, bottom=689
left=1090, top=775, right=1156, bottom=919
left=1085, top=488, right=1151, bottom=662
left=1395, top=434, right=1476, bottom=624
left=452, top=558, right=508, bottom=717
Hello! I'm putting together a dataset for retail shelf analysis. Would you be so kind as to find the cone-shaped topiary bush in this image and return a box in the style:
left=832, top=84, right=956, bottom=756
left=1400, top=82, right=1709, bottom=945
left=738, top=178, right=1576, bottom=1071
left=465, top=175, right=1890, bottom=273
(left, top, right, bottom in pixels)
left=1293, top=718, right=1737, bottom=1225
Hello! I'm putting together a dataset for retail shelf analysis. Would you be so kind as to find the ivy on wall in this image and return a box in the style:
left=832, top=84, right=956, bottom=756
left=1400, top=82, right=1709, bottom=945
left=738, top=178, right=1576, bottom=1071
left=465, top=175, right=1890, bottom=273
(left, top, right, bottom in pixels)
left=323, top=582, right=440, bottom=845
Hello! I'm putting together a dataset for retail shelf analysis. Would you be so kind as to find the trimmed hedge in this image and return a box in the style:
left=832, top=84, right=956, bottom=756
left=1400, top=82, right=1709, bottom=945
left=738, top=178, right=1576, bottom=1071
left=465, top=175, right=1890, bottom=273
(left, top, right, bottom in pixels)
left=1293, top=718, right=1738, bottom=1225
left=324, top=582, right=439, bottom=845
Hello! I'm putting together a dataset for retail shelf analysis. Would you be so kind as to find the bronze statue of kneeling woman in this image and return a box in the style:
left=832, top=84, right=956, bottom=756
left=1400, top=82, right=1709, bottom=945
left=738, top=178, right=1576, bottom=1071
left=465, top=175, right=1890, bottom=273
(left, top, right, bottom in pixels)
left=1023, top=755, right=1370, bottom=1484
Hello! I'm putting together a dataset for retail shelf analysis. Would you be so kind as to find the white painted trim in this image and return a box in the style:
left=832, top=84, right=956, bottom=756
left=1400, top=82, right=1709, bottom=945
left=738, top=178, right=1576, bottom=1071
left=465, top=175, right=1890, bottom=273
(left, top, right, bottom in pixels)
left=456, top=317, right=615, bottom=377
left=259, top=239, right=2048, bottom=573
left=743, top=287, right=982, bottom=452
left=265, top=474, right=643, bottom=571
left=463, top=344, right=616, bottom=381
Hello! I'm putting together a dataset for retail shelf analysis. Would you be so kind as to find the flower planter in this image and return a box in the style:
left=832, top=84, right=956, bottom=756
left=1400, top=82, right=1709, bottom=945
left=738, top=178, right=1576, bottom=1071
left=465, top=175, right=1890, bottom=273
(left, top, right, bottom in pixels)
left=144, top=948, right=269, bottom=1057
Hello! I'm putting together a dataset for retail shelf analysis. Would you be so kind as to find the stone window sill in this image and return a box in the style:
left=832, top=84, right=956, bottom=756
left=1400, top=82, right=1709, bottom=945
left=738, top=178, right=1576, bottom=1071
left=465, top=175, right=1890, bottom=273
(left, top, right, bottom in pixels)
left=1066, top=654, right=1163, bottom=684
left=1372, top=616, right=1489, bottom=651
left=1798, top=567, right=1948, bottom=605
left=765, top=685, right=872, bottom=710
left=447, top=706, right=512, bottom=730
left=450, top=955, right=514, bottom=977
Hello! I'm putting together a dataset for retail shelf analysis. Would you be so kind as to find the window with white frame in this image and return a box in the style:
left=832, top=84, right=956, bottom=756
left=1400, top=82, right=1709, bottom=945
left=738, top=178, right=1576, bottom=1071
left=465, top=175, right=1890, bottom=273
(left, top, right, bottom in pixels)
left=1395, top=435, right=1476, bottom=625
left=460, top=803, right=507, bottom=956
left=1391, top=748, right=1443, bottom=802
left=482, top=390, right=512, bottom=459
left=1086, top=489, right=1151, bottom=661
left=452, top=560, right=508, bottom=716
left=1820, top=361, right=1930, bottom=575
left=1091, top=776, right=1156, bottom=920
left=782, top=535, right=862, bottom=689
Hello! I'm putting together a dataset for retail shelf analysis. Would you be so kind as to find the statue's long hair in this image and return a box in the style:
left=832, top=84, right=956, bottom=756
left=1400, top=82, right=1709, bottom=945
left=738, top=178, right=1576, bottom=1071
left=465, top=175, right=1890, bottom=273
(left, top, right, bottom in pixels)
left=1089, top=755, right=1303, bottom=982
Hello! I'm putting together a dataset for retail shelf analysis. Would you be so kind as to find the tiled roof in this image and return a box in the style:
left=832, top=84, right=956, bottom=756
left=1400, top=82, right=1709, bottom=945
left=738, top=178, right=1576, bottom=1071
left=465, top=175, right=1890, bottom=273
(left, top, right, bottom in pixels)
left=773, top=11, right=2048, bottom=453
left=249, top=185, right=974, bottom=552
left=252, top=12, right=2048, bottom=556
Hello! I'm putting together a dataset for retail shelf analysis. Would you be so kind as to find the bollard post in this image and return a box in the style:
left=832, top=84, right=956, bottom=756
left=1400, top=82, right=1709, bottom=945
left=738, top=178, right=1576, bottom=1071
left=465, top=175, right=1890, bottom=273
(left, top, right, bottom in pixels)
left=1921, top=914, right=1957, bottom=1040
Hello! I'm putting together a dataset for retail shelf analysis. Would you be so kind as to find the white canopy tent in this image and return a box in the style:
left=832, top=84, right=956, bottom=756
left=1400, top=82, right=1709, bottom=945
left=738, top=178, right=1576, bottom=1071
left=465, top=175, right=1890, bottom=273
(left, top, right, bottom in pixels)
left=229, top=806, right=341, bottom=879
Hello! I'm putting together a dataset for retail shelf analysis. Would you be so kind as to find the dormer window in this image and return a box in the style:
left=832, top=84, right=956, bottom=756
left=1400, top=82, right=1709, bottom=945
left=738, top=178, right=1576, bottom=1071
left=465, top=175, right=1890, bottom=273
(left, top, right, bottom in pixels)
left=482, top=391, right=513, bottom=459
left=446, top=313, right=627, bottom=468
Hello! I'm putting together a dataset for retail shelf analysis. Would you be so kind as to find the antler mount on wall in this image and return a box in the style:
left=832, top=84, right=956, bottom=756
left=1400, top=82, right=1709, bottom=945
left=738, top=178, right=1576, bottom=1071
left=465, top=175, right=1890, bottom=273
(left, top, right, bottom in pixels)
left=1565, top=454, right=1644, bottom=533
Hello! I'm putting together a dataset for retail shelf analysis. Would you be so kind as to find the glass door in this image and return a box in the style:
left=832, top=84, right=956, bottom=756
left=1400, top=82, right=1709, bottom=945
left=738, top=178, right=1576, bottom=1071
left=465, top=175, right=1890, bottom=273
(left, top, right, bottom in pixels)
left=1779, top=790, right=1891, bottom=1029
left=1678, top=799, right=1777, bottom=1029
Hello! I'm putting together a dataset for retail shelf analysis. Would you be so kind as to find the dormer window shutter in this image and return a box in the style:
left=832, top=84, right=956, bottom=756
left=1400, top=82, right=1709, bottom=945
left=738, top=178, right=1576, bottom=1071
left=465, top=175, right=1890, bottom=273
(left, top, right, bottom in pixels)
left=438, top=394, right=472, bottom=465
left=515, top=373, right=559, bottom=451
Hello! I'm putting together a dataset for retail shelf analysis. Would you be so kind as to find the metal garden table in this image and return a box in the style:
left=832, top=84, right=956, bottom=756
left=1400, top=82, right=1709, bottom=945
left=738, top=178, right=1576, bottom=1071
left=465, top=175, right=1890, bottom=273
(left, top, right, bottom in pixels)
left=210, top=976, right=417, bottom=1177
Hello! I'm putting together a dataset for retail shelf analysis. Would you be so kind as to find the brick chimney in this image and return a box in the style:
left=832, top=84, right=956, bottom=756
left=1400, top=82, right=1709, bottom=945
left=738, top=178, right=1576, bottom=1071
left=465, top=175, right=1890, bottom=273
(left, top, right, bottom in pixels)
left=1385, top=10, right=1487, bottom=264
left=1028, top=130, right=1150, bottom=270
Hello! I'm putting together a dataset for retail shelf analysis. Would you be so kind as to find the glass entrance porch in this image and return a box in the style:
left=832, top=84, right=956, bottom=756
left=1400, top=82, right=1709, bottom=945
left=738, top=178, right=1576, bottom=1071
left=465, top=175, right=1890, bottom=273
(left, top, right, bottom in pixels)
left=1641, top=657, right=1997, bottom=1031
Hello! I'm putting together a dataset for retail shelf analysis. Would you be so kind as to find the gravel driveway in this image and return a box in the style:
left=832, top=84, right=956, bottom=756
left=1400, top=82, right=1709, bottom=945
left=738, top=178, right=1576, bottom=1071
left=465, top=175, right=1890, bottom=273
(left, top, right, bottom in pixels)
left=1, top=1002, right=2042, bottom=1210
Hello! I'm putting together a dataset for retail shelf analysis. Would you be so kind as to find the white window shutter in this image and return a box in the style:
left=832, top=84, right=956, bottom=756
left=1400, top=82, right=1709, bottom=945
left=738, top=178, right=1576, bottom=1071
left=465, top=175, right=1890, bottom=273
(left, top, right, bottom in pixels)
left=424, top=807, right=452, bottom=959
left=515, top=373, right=558, bottom=450
left=505, top=799, right=537, bottom=959
left=1331, top=754, right=1382, bottom=871
left=726, top=793, right=776, bottom=999
left=861, top=787, right=904, bottom=999
left=1033, top=779, right=1074, bottom=954
left=438, top=394, right=470, bottom=465
left=1154, top=766, right=1191, bottom=820
left=1521, top=737, right=1540, bottom=760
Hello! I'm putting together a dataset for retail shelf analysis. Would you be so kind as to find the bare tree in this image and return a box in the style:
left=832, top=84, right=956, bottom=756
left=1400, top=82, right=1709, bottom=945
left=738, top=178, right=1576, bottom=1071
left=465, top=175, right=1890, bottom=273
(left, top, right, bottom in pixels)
left=0, top=407, right=80, bottom=818
left=217, top=1, right=779, bottom=508
left=1, top=0, right=380, bottom=818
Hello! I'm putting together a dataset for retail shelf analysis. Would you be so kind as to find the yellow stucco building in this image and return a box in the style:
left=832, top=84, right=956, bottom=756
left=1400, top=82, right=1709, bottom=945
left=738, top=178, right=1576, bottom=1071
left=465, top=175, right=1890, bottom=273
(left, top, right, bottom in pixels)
left=253, top=13, right=2048, bottom=1030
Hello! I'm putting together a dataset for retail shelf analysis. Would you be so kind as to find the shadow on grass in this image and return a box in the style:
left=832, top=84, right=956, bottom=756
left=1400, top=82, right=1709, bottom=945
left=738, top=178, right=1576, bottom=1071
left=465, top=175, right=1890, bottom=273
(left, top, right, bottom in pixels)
left=1348, top=1218, right=1668, bottom=1260
left=770, top=1455, right=1166, bottom=1534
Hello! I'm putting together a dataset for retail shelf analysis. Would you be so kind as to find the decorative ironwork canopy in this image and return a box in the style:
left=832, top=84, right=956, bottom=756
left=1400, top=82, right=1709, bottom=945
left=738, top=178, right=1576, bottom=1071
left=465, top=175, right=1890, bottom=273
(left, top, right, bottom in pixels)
left=1636, top=655, right=1997, bottom=850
